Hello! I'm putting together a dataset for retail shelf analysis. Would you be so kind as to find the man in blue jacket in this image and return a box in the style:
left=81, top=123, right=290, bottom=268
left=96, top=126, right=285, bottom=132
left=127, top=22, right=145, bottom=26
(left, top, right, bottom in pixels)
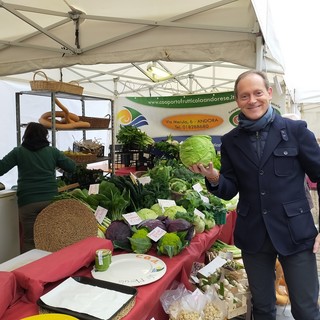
left=190, top=70, right=320, bottom=319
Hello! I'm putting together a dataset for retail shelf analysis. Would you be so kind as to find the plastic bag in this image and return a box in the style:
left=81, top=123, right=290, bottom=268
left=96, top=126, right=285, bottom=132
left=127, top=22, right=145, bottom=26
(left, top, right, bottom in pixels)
left=160, top=282, right=227, bottom=320
left=160, top=281, right=190, bottom=316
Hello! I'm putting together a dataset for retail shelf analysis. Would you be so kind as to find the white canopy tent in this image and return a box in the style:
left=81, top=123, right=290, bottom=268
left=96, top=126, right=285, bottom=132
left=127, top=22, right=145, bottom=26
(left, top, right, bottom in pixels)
left=0, top=0, right=318, bottom=103
left=0, top=0, right=282, bottom=97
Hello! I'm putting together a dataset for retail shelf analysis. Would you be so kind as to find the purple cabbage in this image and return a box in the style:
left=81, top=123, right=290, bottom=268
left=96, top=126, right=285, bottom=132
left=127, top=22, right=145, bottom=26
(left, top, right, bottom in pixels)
left=165, top=218, right=195, bottom=242
left=105, top=220, right=133, bottom=251
left=137, top=218, right=166, bottom=231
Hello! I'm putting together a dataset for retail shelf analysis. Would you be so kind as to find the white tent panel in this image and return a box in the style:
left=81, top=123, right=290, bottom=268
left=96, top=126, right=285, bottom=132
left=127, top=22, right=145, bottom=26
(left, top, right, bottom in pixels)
left=252, top=0, right=320, bottom=104
left=0, top=0, right=258, bottom=76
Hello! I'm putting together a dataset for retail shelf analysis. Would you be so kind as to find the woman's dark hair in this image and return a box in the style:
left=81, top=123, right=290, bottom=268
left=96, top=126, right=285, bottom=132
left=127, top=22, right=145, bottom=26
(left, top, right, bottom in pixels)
left=23, top=122, right=49, bottom=142
left=234, top=70, right=270, bottom=98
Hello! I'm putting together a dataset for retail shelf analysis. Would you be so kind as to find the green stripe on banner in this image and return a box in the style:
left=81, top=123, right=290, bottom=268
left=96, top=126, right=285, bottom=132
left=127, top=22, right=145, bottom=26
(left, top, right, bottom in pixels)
left=127, top=92, right=235, bottom=108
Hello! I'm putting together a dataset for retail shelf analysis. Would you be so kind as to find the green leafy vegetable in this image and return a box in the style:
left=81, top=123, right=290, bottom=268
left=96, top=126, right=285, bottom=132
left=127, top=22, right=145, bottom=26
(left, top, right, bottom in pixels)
left=116, top=125, right=154, bottom=150
left=179, top=135, right=216, bottom=167
left=150, top=203, right=163, bottom=215
left=157, top=232, right=183, bottom=258
left=129, top=227, right=152, bottom=254
left=136, top=208, right=158, bottom=220
left=163, top=205, right=187, bottom=220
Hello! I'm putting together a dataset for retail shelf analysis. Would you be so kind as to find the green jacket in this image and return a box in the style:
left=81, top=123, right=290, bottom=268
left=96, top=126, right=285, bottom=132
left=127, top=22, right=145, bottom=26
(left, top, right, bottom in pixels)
left=0, top=146, right=76, bottom=207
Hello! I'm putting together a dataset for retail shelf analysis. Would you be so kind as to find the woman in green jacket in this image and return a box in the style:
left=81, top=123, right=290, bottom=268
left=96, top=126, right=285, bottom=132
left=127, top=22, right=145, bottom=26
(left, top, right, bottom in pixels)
left=0, top=122, right=76, bottom=252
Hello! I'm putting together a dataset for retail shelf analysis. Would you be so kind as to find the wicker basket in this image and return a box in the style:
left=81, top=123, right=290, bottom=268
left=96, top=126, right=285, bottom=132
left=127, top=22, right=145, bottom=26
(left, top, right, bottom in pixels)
left=65, top=153, right=97, bottom=164
left=79, top=114, right=110, bottom=128
left=30, top=71, right=84, bottom=95
left=34, top=199, right=97, bottom=252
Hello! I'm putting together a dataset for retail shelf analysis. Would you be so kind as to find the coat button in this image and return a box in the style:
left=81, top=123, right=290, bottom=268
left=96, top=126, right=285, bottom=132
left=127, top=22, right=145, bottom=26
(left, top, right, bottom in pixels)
left=283, top=151, right=288, bottom=155
left=261, top=191, right=266, bottom=196
left=262, top=210, right=268, bottom=215
left=259, top=170, right=264, bottom=175
left=299, top=208, right=304, bottom=213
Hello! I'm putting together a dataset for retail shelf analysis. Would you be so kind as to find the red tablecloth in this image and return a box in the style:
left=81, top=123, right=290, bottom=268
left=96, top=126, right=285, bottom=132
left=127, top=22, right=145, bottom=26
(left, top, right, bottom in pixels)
left=2, top=211, right=236, bottom=320
left=217, top=210, right=236, bottom=245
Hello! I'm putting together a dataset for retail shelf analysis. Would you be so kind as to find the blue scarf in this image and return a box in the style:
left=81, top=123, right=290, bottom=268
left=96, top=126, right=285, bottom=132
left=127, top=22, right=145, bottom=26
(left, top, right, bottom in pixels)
left=238, top=106, right=275, bottom=132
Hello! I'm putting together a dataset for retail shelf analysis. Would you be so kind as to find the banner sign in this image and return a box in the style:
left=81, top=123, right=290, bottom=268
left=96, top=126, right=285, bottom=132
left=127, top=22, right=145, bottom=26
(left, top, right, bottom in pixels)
left=114, top=91, right=285, bottom=151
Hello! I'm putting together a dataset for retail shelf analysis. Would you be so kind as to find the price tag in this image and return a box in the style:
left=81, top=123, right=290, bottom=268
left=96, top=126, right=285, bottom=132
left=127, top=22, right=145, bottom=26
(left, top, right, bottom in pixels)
left=200, top=194, right=209, bottom=203
left=197, top=256, right=227, bottom=278
left=194, top=208, right=205, bottom=219
left=190, top=275, right=200, bottom=284
left=123, top=212, right=142, bottom=225
left=147, top=226, right=167, bottom=242
left=193, top=183, right=203, bottom=192
left=158, top=199, right=176, bottom=210
left=218, top=251, right=233, bottom=260
left=94, top=206, right=108, bottom=224
left=88, top=183, right=99, bottom=195
left=138, top=176, right=151, bottom=185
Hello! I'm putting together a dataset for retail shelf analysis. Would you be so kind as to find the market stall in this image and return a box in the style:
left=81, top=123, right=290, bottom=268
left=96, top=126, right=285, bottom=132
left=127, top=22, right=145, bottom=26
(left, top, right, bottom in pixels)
left=1, top=210, right=237, bottom=320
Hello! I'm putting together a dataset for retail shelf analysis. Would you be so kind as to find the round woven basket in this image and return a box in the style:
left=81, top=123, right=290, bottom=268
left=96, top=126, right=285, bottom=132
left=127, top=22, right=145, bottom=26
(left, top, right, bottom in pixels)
left=65, top=153, right=97, bottom=164
left=34, top=199, right=97, bottom=252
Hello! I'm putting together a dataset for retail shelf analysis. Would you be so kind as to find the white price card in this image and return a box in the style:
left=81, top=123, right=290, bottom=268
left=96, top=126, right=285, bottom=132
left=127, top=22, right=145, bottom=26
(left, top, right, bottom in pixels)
left=218, top=251, right=233, bottom=260
left=193, top=183, right=203, bottom=192
left=138, top=176, right=151, bottom=185
left=94, top=206, right=108, bottom=224
left=88, top=183, right=99, bottom=195
left=200, top=194, right=209, bottom=203
left=147, top=226, right=167, bottom=242
left=122, top=212, right=142, bottom=225
left=194, top=208, right=205, bottom=219
left=158, top=199, right=176, bottom=209
left=197, top=256, right=227, bottom=278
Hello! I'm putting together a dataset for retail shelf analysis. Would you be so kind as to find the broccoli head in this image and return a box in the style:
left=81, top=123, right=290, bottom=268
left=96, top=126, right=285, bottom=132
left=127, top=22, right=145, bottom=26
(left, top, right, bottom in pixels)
left=129, top=227, right=152, bottom=254
left=157, top=232, right=183, bottom=258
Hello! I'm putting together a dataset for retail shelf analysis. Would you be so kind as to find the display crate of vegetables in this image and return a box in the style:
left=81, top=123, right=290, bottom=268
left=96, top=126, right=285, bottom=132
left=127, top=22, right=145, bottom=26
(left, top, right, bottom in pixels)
left=196, top=256, right=249, bottom=319
left=109, top=144, right=154, bottom=170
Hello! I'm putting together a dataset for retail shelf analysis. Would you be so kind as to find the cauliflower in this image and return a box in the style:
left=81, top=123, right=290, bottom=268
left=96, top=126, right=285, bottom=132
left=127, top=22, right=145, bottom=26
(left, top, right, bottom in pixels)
left=129, top=228, right=152, bottom=254
left=157, top=232, right=183, bottom=258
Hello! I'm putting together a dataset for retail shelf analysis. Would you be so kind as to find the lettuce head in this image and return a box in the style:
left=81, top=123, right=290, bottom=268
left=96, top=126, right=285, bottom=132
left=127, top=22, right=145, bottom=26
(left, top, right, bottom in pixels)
left=179, top=135, right=216, bottom=167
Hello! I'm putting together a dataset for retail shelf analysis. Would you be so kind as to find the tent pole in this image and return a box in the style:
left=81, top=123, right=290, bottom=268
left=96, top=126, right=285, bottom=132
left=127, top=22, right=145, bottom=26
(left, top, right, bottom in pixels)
left=255, top=35, right=264, bottom=71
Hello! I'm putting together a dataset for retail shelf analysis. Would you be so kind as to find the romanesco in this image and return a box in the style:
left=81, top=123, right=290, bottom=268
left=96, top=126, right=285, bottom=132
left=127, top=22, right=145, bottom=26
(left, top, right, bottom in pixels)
left=129, top=228, right=152, bottom=254
left=157, top=232, right=183, bottom=258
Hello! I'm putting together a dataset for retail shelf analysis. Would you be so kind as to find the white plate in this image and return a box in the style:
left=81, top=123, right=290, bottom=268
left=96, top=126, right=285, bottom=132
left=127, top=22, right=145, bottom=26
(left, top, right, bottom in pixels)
left=91, top=253, right=166, bottom=287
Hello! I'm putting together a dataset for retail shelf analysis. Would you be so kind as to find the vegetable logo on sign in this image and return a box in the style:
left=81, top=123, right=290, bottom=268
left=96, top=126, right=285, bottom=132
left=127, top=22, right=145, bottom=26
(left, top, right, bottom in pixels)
left=229, top=110, right=240, bottom=127
left=117, top=106, right=148, bottom=127
left=162, top=114, right=223, bottom=131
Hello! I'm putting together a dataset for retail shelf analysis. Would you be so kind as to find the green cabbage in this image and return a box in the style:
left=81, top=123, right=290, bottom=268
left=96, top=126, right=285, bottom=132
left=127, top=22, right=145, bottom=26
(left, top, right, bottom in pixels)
left=179, top=135, right=216, bottom=167
left=163, top=205, right=187, bottom=220
left=150, top=203, right=163, bottom=215
left=136, top=208, right=158, bottom=220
